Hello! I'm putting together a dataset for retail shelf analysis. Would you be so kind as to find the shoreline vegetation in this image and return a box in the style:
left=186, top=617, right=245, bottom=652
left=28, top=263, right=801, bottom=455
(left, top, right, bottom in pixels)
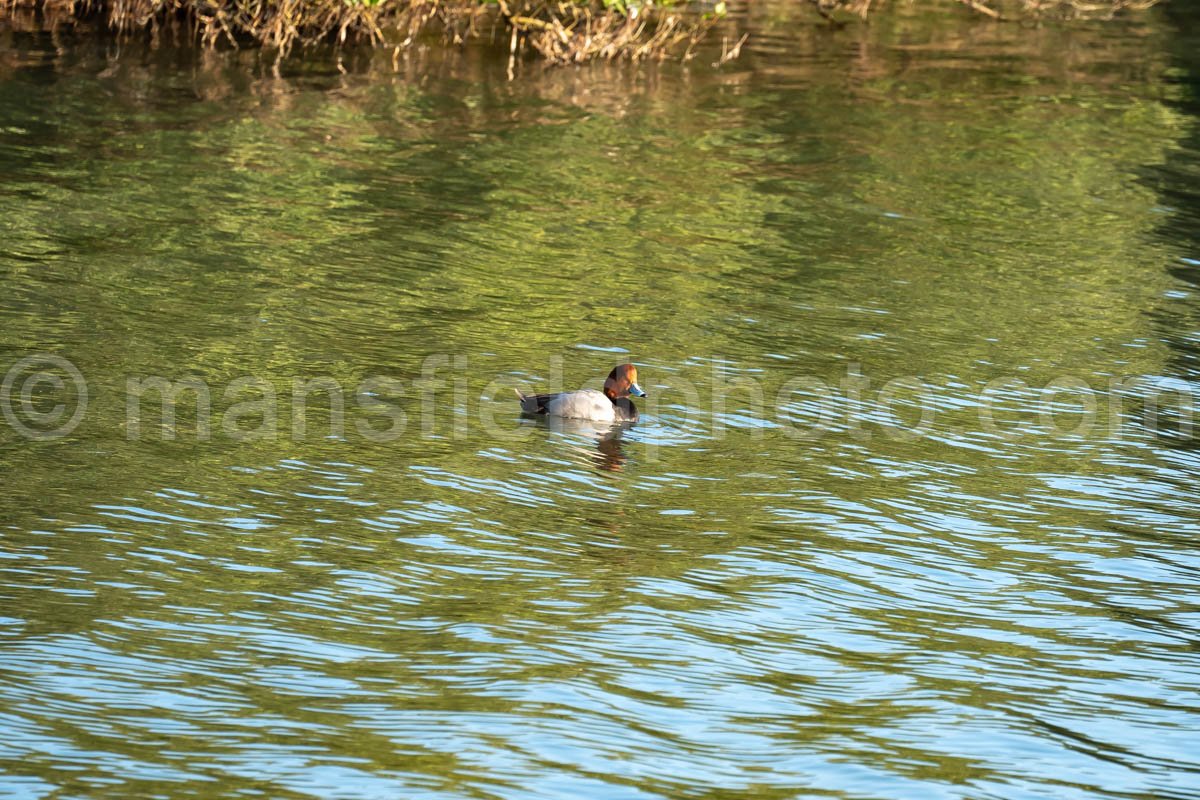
left=0, top=0, right=1164, bottom=65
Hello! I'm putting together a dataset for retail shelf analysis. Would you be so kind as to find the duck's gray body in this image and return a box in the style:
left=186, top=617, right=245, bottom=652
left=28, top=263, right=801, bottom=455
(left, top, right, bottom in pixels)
left=517, top=389, right=639, bottom=422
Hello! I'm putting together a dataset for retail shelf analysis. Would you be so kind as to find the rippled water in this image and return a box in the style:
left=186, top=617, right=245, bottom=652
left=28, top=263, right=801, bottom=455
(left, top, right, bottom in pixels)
left=2, top=4, right=1199, bottom=798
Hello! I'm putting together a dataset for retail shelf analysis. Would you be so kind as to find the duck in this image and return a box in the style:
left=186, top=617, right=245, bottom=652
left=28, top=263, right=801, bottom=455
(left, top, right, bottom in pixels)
left=516, top=363, right=646, bottom=423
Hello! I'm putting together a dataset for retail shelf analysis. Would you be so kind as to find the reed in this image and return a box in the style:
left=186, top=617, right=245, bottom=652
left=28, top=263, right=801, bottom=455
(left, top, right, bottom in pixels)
left=0, top=0, right=1162, bottom=64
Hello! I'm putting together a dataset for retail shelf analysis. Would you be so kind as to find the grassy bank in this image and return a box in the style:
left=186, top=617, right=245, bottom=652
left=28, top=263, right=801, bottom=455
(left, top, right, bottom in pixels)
left=0, top=0, right=1163, bottom=64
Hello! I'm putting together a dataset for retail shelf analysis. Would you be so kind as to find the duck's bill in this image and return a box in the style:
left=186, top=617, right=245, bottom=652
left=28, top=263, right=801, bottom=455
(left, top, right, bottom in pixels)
left=629, top=383, right=646, bottom=398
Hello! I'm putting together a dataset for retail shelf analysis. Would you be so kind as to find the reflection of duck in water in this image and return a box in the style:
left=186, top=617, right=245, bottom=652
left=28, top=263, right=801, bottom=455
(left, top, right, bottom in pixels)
left=522, top=415, right=634, bottom=472
left=515, top=364, right=645, bottom=422
left=593, top=427, right=627, bottom=472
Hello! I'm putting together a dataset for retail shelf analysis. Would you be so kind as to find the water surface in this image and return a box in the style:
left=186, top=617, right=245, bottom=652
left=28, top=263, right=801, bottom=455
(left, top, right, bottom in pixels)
left=1, top=6, right=1199, bottom=799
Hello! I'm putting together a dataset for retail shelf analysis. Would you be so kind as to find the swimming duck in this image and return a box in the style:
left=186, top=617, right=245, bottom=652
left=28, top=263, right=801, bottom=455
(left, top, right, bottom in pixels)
left=516, top=363, right=646, bottom=423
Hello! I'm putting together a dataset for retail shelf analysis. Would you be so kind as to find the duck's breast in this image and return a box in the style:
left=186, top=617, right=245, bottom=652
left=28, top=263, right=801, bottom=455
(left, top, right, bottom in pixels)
left=545, top=389, right=616, bottom=421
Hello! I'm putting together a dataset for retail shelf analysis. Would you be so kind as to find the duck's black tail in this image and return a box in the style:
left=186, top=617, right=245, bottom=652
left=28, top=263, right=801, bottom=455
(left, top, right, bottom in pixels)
left=514, top=389, right=552, bottom=415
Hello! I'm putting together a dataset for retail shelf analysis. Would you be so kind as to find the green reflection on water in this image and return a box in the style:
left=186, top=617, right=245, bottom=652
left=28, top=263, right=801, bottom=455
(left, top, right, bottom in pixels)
left=1, top=8, right=1198, bottom=800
